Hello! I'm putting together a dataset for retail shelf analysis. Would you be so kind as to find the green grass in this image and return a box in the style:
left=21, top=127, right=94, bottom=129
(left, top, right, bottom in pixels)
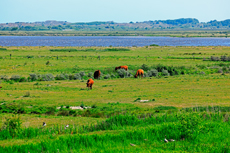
left=0, top=112, right=229, bottom=152
left=0, top=46, right=230, bottom=152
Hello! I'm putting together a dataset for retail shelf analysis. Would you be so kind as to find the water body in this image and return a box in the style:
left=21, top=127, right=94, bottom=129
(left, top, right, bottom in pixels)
left=0, top=36, right=230, bottom=47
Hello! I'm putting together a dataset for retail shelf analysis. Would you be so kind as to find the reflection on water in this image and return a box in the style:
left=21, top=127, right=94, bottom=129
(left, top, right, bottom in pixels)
left=0, top=36, right=229, bottom=46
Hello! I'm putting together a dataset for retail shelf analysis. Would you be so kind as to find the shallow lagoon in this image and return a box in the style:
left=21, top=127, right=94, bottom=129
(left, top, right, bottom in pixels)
left=0, top=36, right=230, bottom=46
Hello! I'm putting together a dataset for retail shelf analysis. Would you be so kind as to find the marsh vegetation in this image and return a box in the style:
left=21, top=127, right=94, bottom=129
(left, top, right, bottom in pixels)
left=0, top=46, right=230, bottom=152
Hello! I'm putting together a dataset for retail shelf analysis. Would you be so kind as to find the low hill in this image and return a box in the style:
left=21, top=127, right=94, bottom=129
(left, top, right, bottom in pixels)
left=1, top=18, right=230, bottom=32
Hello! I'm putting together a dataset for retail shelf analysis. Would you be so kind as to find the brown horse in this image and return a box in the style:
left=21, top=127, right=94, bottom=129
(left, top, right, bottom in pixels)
left=94, top=70, right=101, bottom=79
left=115, top=65, right=128, bottom=71
left=134, top=69, right=144, bottom=78
left=86, top=78, right=94, bottom=90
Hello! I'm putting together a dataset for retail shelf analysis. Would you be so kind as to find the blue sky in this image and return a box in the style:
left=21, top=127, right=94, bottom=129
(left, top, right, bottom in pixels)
left=0, top=0, right=229, bottom=23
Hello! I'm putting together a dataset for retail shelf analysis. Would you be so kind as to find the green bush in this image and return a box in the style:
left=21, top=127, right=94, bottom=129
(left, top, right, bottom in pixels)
left=218, top=69, right=223, bottom=73
left=50, top=48, right=96, bottom=52
left=147, top=69, right=158, bottom=77
left=103, top=48, right=130, bottom=51
left=50, top=49, right=78, bottom=52
left=0, top=103, right=22, bottom=113
left=177, top=112, right=202, bottom=139
left=10, top=75, right=21, bottom=82
left=26, top=55, right=34, bottom=59
left=69, top=110, right=76, bottom=115
left=91, top=104, right=97, bottom=108
left=162, top=69, right=170, bottom=76
left=30, top=106, right=47, bottom=114
left=73, top=73, right=81, bottom=80
left=220, top=56, right=230, bottom=61
left=104, top=74, right=111, bottom=79
left=68, top=74, right=74, bottom=80
left=45, top=107, right=56, bottom=115
left=79, top=71, right=85, bottom=77
left=88, top=72, right=93, bottom=77
left=110, top=73, right=117, bottom=78
left=57, top=110, right=69, bottom=116
left=211, top=56, right=220, bottom=61
left=55, top=74, right=69, bottom=80
left=150, top=44, right=159, bottom=46
left=42, top=74, right=54, bottom=81
left=0, top=75, right=9, bottom=81
left=19, top=77, right=27, bottom=82
left=141, top=64, right=149, bottom=71
left=1, top=115, right=21, bottom=138
left=0, top=48, right=7, bottom=50
left=117, top=69, right=132, bottom=78
left=29, top=74, right=38, bottom=81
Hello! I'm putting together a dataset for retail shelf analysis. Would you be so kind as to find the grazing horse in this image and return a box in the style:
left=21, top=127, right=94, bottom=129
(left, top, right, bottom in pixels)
left=94, top=70, right=101, bottom=79
left=134, top=69, right=144, bottom=78
left=115, top=65, right=128, bottom=71
left=86, top=78, right=94, bottom=90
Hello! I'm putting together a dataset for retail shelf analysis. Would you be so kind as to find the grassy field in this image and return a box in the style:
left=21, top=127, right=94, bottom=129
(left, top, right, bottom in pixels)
left=0, top=46, right=230, bottom=152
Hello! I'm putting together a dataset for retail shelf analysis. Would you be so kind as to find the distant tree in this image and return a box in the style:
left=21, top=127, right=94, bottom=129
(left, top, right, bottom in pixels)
left=24, top=26, right=33, bottom=31
left=2, top=27, right=10, bottom=31
left=65, top=25, right=73, bottom=29
left=11, top=27, right=18, bottom=31
left=51, top=26, right=59, bottom=30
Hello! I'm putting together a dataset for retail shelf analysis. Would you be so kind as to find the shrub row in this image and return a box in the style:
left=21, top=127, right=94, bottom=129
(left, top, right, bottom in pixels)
left=141, top=64, right=188, bottom=76
left=0, top=48, right=7, bottom=50
left=50, top=48, right=130, bottom=52
left=0, top=103, right=57, bottom=115
left=203, top=56, right=230, bottom=61
left=50, top=48, right=96, bottom=52
left=1, top=63, right=227, bottom=83
left=0, top=102, right=138, bottom=118
left=0, top=74, right=55, bottom=82
left=103, top=48, right=130, bottom=51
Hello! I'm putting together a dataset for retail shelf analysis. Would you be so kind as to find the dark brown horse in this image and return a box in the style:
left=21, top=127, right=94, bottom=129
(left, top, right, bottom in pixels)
left=94, top=70, right=101, bottom=79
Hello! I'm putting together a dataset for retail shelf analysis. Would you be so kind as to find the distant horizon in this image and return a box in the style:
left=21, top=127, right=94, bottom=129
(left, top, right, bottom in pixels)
left=1, top=17, right=229, bottom=24
left=1, top=18, right=230, bottom=24
left=1, top=0, right=229, bottom=24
